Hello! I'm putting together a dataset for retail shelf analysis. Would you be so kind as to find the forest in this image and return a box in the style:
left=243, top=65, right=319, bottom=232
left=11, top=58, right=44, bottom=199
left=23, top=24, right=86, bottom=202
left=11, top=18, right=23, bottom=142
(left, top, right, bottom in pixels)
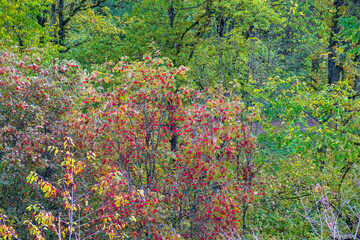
left=0, top=0, right=359, bottom=239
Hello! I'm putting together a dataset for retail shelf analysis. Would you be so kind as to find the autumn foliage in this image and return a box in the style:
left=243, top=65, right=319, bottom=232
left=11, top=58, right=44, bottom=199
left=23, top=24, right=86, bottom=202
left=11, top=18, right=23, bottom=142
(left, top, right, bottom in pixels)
left=2, top=0, right=360, bottom=238
left=0, top=45, right=84, bottom=229
left=0, top=47, right=263, bottom=239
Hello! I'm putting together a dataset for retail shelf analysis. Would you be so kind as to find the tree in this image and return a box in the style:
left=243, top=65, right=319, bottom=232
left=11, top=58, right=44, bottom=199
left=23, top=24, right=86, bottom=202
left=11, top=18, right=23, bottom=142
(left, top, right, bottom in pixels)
left=0, top=44, right=83, bottom=238
left=66, top=55, right=265, bottom=238
left=0, top=0, right=53, bottom=47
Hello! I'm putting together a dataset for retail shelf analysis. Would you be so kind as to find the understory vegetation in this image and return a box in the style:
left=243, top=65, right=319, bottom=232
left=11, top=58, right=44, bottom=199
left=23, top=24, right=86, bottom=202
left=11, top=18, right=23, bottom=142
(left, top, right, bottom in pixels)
left=0, top=0, right=360, bottom=239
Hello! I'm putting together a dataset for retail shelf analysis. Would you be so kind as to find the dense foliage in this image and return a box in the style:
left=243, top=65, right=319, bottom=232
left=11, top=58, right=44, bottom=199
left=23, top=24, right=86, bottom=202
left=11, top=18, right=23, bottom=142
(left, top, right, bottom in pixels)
left=0, top=0, right=359, bottom=239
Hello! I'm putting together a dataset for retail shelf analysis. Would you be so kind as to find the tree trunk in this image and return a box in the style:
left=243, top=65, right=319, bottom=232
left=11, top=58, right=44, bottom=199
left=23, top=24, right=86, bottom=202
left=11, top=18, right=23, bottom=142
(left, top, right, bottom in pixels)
left=328, top=0, right=344, bottom=85
left=168, top=1, right=175, bottom=28
left=354, top=53, right=360, bottom=91
left=58, top=0, right=65, bottom=47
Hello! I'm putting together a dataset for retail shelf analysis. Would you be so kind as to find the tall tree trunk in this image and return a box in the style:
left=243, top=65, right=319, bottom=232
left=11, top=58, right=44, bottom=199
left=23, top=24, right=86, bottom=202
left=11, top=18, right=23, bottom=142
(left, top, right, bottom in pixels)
left=216, top=13, right=225, bottom=38
left=328, top=0, right=344, bottom=85
left=58, top=0, right=65, bottom=48
left=37, top=9, right=49, bottom=44
left=354, top=53, right=360, bottom=91
left=310, top=56, right=320, bottom=85
left=168, top=1, right=175, bottom=28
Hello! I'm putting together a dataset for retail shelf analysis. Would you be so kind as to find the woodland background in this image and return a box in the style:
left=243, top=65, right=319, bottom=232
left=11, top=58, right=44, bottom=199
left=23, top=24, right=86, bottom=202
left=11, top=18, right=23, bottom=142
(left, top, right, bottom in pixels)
left=0, top=0, right=360, bottom=239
